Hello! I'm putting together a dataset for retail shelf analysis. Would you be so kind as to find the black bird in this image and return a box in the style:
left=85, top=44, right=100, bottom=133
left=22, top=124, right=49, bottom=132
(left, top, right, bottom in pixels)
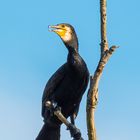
left=36, top=23, right=89, bottom=140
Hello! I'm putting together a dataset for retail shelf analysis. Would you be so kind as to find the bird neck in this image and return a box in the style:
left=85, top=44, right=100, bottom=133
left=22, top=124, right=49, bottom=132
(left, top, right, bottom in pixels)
left=66, top=43, right=78, bottom=55
left=64, top=38, right=79, bottom=53
left=68, top=47, right=78, bottom=54
left=67, top=44, right=81, bottom=66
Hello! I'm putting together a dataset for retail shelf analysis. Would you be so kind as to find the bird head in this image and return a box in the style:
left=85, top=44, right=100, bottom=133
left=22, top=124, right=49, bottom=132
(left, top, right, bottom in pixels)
left=49, top=23, right=78, bottom=52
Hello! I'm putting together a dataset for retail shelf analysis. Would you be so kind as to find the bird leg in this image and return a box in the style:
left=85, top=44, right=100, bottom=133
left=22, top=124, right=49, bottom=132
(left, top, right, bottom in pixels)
left=70, top=114, right=75, bottom=125
left=45, top=101, right=84, bottom=140
left=68, top=123, right=84, bottom=140
left=66, top=115, right=75, bottom=130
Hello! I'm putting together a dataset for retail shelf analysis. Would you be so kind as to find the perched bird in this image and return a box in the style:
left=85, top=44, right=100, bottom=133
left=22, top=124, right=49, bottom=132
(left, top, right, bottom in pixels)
left=36, top=23, right=89, bottom=140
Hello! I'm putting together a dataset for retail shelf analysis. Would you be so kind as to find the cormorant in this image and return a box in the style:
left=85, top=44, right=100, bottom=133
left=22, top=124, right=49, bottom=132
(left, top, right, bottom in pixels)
left=36, top=23, right=89, bottom=140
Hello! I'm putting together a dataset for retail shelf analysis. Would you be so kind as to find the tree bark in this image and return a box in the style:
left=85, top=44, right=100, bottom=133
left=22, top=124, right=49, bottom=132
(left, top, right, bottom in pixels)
left=86, top=0, right=118, bottom=140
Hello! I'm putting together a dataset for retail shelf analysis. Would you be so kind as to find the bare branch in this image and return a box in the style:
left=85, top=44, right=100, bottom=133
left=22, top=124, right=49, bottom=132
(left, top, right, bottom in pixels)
left=100, top=0, right=108, bottom=55
left=86, top=0, right=118, bottom=140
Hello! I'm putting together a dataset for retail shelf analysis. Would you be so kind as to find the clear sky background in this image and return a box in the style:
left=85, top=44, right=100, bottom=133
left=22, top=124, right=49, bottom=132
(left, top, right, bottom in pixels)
left=0, top=0, right=140, bottom=140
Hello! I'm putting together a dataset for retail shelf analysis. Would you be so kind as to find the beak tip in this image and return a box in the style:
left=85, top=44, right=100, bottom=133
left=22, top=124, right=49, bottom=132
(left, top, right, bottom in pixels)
left=48, top=25, right=58, bottom=32
left=48, top=25, right=52, bottom=32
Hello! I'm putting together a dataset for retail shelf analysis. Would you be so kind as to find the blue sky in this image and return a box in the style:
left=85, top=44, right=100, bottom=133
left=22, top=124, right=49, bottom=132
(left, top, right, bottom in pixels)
left=0, top=0, right=140, bottom=140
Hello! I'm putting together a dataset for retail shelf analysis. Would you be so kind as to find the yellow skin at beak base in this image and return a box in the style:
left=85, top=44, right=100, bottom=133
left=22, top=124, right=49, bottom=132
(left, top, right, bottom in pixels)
left=54, top=29, right=67, bottom=38
left=49, top=25, right=67, bottom=38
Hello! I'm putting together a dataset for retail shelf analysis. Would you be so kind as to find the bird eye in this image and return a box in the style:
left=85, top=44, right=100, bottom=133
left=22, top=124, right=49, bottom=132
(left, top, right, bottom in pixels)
left=61, top=25, right=65, bottom=28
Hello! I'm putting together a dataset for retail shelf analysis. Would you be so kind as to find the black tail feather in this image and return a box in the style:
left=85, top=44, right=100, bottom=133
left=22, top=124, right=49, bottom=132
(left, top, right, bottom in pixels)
left=36, top=123, right=60, bottom=140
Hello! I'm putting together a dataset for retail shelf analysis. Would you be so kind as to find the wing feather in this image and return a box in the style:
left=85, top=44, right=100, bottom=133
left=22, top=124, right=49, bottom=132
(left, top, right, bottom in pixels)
left=41, top=63, right=67, bottom=117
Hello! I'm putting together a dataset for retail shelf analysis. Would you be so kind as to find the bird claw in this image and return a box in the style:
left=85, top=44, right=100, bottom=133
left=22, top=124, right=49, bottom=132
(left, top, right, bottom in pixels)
left=68, top=124, right=84, bottom=140
left=45, top=100, right=61, bottom=116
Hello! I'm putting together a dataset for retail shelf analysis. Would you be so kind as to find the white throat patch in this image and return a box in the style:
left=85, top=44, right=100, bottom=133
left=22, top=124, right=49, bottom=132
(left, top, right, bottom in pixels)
left=63, top=32, right=72, bottom=42
left=62, top=27, right=72, bottom=42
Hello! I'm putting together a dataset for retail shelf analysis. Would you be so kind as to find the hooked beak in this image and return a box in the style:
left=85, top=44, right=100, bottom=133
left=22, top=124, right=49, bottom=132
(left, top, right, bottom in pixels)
left=48, top=25, right=61, bottom=32
left=48, top=24, right=67, bottom=39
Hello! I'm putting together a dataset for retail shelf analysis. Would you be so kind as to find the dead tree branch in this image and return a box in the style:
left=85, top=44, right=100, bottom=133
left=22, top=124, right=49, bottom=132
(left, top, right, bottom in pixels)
left=86, top=0, right=118, bottom=140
